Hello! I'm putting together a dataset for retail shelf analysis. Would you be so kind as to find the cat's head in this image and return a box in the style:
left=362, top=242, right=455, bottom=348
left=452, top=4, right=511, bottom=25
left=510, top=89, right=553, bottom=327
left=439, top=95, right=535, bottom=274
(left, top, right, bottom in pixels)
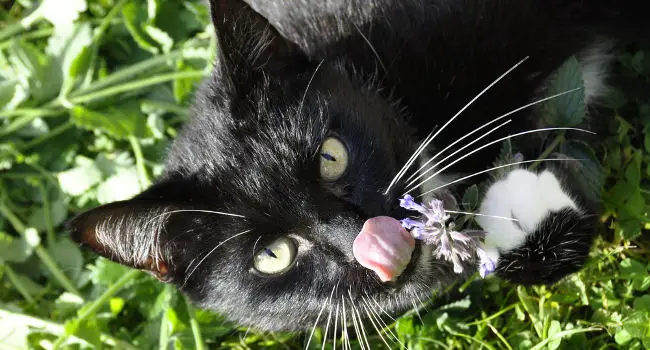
left=69, top=0, right=461, bottom=331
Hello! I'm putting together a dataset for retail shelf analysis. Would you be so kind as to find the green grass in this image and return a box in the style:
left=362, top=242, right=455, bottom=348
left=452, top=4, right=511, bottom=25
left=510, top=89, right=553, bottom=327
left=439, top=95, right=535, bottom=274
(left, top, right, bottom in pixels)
left=1, top=1, right=649, bottom=349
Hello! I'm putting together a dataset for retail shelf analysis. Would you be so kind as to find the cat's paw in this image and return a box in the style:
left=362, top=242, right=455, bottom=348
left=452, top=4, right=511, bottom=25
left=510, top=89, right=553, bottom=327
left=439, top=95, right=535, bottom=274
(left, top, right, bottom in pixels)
left=476, top=169, right=596, bottom=285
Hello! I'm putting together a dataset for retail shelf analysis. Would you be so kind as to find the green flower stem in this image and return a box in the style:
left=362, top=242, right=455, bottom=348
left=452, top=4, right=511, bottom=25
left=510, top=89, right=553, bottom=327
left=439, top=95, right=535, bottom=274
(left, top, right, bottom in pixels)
left=529, top=327, right=601, bottom=350
left=530, top=131, right=565, bottom=170
left=68, top=50, right=184, bottom=98
left=4, top=265, right=35, bottom=303
left=0, top=202, right=81, bottom=297
left=37, top=181, right=56, bottom=247
left=129, top=135, right=151, bottom=188
left=185, top=297, right=205, bottom=350
left=0, top=308, right=137, bottom=350
left=20, top=121, right=74, bottom=151
left=0, top=26, right=54, bottom=51
left=51, top=269, right=140, bottom=350
left=159, top=308, right=171, bottom=350
left=464, top=303, right=518, bottom=326
left=94, top=0, right=128, bottom=42
left=68, top=71, right=205, bottom=105
left=141, top=99, right=190, bottom=117
left=0, top=108, right=63, bottom=119
left=0, top=22, right=26, bottom=42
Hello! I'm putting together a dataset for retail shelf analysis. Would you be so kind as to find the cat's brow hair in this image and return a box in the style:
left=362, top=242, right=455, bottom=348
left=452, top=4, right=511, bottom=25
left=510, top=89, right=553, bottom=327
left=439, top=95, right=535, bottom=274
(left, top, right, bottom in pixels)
left=404, top=127, right=595, bottom=194
left=352, top=22, right=389, bottom=78
left=384, top=56, right=530, bottom=195
left=404, top=87, right=583, bottom=186
left=297, top=58, right=326, bottom=118
left=182, top=229, right=253, bottom=286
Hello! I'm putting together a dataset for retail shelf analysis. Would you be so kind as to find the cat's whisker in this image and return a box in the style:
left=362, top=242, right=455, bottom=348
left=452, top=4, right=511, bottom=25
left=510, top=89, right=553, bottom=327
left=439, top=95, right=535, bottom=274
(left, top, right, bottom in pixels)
left=385, top=129, right=436, bottom=195
left=347, top=290, right=365, bottom=350
left=361, top=299, right=399, bottom=350
left=365, top=292, right=395, bottom=321
left=384, top=55, right=530, bottom=195
left=353, top=22, right=389, bottom=77
left=348, top=290, right=371, bottom=350
left=404, top=119, right=512, bottom=188
left=444, top=209, right=520, bottom=221
left=145, top=209, right=246, bottom=229
left=418, top=158, right=584, bottom=198
left=341, top=297, right=350, bottom=350
left=182, top=229, right=252, bottom=286
left=362, top=299, right=407, bottom=350
left=405, top=119, right=511, bottom=185
left=403, top=87, right=582, bottom=184
left=306, top=285, right=337, bottom=350
left=333, top=301, right=340, bottom=350
left=361, top=300, right=391, bottom=350
left=409, top=295, right=424, bottom=324
left=404, top=127, right=594, bottom=194
left=297, top=59, right=326, bottom=118
left=251, top=235, right=263, bottom=258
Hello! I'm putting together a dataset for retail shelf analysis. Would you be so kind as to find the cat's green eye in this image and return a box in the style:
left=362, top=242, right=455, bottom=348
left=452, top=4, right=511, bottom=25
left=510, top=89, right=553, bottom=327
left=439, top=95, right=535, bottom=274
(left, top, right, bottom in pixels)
left=319, top=137, right=349, bottom=181
left=253, top=237, right=297, bottom=275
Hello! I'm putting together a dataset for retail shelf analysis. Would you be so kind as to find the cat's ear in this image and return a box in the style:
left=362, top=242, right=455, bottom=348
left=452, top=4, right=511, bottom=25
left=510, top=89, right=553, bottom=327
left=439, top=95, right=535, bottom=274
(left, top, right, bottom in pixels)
left=207, top=0, right=307, bottom=76
left=67, top=198, right=175, bottom=282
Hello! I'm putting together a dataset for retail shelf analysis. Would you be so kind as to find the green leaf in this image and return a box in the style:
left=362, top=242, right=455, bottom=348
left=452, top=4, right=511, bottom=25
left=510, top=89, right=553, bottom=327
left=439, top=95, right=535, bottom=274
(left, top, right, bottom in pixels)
left=47, top=22, right=93, bottom=90
left=70, top=103, right=147, bottom=140
left=89, top=258, right=131, bottom=286
left=57, top=156, right=103, bottom=196
left=542, top=56, right=586, bottom=127
left=625, top=151, right=642, bottom=185
left=27, top=197, right=68, bottom=232
left=633, top=295, right=650, bottom=312
left=0, top=313, right=30, bottom=349
left=48, top=237, right=84, bottom=280
left=462, top=185, right=478, bottom=211
left=0, top=231, right=35, bottom=263
left=145, top=25, right=173, bottom=53
left=122, top=2, right=160, bottom=54
left=6, top=40, right=61, bottom=103
left=96, top=166, right=142, bottom=204
left=39, top=0, right=88, bottom=28
left=547, top=320, right=562, bottom=350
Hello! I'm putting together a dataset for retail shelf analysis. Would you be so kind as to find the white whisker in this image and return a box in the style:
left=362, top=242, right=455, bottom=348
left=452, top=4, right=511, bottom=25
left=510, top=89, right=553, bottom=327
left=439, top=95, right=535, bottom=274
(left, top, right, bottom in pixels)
left=306, top=285, right=337, bottom=350
left=145, top=209, right=245, bottom=228
left=362, top=300, right=391, bottom=350
left=333, top=301, right=340, bottom=350
left=405, top=119, right=512, bottom=187
left=182, top=229, right=252, bottom=286
left=403, top=87, right=581, bottom=184
left=385, top=129, right=436, bottom=195
left=445, top=210, right=519, bottom=221
left=384, top=56, right=530, bottom=194
left=404, top=127, right=594, bottom=194
left=417, top=158, right=584, bottom=198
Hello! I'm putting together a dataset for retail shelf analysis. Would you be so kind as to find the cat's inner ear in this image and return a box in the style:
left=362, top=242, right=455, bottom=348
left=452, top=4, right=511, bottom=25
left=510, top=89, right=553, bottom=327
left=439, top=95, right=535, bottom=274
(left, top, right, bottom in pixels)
left=67, top=199, right=174, bottom=282
left=208, top=0, right=307, bottom=76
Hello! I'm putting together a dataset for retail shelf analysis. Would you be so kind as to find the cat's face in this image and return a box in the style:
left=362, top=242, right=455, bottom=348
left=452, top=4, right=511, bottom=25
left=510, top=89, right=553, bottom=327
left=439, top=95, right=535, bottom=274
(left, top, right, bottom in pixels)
left=69, top=0, right=460, bottom=331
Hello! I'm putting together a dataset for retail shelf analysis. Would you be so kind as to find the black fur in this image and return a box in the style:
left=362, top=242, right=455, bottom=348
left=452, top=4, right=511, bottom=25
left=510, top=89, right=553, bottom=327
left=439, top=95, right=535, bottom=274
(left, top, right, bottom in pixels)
left=69, top=0, right=649, bottom=332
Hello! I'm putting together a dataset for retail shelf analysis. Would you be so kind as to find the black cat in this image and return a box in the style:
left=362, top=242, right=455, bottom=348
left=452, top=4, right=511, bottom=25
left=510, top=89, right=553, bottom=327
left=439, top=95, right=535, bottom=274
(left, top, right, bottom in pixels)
left=69, top=0, right=649, bottom=333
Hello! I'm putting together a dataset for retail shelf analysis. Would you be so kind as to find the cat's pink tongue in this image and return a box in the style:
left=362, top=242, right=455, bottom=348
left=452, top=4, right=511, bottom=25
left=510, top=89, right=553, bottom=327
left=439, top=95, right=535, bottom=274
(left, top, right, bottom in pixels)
left=353, top=216, right=415, bottom=282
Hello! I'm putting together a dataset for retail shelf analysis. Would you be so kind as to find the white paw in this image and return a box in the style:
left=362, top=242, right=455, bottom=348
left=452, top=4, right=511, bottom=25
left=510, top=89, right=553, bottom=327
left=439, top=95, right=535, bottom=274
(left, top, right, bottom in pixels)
left=477, top=169, right=579, bottom=255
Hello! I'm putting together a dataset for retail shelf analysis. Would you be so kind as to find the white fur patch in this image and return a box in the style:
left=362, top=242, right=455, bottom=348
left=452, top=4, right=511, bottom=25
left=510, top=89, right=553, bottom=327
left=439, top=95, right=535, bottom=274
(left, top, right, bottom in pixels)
left=579, top=41, right=614, bottom=105
left=477, top=169, right=578, bottom=255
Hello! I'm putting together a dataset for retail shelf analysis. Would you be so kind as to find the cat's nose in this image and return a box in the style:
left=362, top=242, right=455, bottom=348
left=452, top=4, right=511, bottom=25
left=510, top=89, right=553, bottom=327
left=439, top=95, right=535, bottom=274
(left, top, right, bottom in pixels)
left=353, top=216, right=415, bottom=282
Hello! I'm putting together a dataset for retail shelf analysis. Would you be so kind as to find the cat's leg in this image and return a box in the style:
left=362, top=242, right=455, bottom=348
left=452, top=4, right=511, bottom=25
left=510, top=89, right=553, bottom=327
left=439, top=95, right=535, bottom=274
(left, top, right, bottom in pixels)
left=476, top=166, right=598, bottom=285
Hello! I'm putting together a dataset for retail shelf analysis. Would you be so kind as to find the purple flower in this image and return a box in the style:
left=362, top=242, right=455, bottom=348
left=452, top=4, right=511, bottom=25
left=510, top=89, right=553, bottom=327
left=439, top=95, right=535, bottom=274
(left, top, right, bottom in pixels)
left=476, top=247, right=496, bottom=278
left=399, top=194, right=495, bottom=278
